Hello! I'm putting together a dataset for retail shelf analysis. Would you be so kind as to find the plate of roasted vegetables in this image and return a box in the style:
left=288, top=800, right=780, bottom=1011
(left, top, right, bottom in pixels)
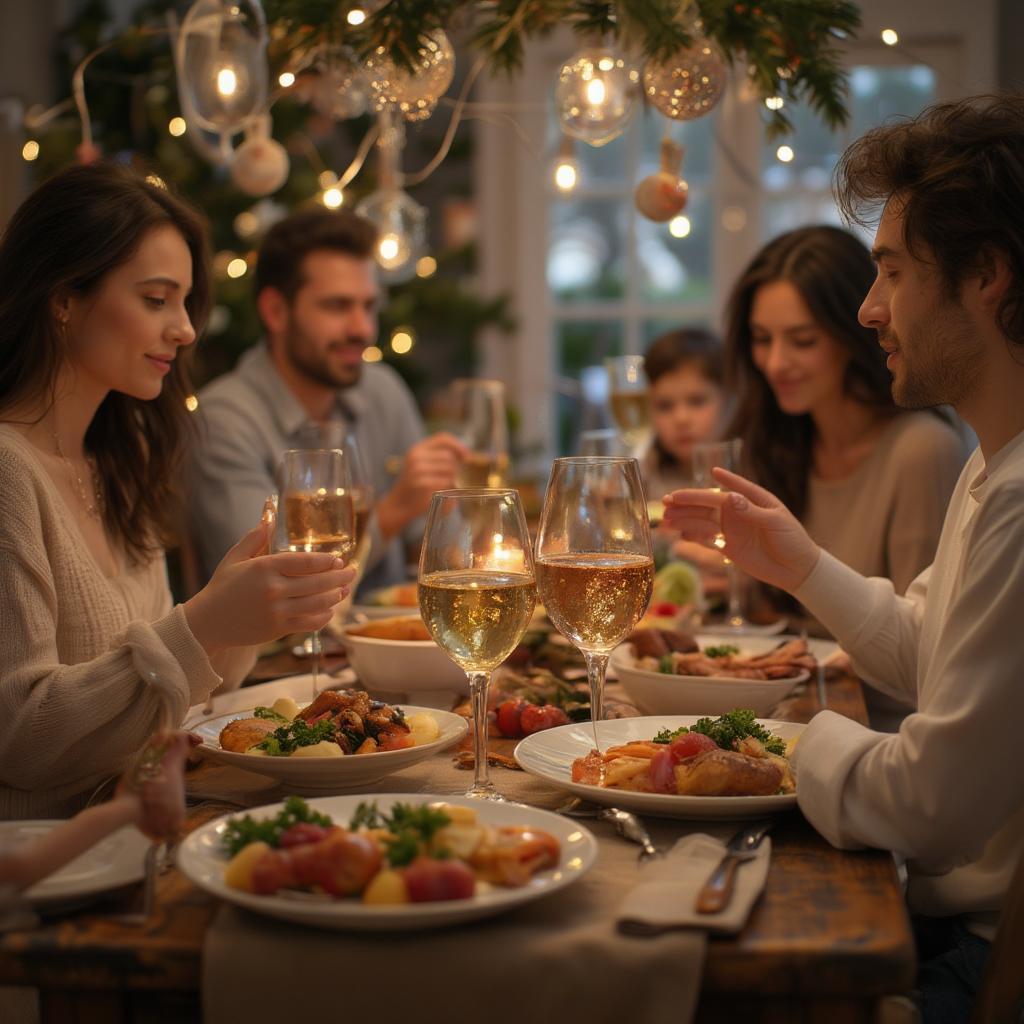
left=515, top=710, right=804, bottom=820
left=177, top=794, right=597, bottom=930
left=190, top=690, right=467, bottom=792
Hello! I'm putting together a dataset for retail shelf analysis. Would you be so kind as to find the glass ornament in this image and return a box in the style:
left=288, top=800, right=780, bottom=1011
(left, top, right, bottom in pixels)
left=177, top=0, right=269, bottom=136
left=230, top=119, right=289, bottom=196
left=642, top=39, right=726, bottom=122
left=305, top=44, right=369, bottom=120
left=354, top=188, right=427, bottom=283
left=365, top=29, right=455, bottom=123
left=555, top=49, right=639, bottom=148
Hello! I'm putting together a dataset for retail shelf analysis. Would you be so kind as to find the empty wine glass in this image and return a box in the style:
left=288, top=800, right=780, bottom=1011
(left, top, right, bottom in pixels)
left=276, top=448, right=354, bottom=702
left=606, top=355, right=651, bottom=458
left=449, top=379, right=510, bottom=488
left=691, top=439, right=745, bottom=630
left=419, top=489, right=536, bottom=800
left=535, top=457, right=654, bottom=748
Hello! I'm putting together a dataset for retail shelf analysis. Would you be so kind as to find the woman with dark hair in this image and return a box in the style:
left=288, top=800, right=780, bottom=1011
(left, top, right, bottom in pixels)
left=726, top=225, right=965, bottom=719
left=0, top=163, right=354, bottom=818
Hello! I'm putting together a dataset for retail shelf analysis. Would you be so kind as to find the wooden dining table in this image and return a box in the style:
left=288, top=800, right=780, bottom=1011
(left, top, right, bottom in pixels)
left=0, top=661, right=916, bottom=1023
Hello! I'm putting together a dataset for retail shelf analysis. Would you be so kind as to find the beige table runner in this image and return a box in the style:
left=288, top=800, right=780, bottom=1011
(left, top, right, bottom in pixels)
left=198, top=748, right=764, bottom=1024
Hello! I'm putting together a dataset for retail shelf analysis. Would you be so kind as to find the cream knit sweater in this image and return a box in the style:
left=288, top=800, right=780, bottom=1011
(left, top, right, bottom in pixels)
left=0, top=427, right=227, bottom=819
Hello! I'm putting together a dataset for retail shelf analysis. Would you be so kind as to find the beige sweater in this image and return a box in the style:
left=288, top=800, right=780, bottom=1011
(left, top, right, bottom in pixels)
left=0, top=427, right=225, bottom=819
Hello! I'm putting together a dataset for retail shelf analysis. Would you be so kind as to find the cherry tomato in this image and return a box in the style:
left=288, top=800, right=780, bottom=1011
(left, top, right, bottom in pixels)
left=278, top=822, right=330, bottom=848
left=668, top=732, right=719, bottom=761
left=519, top=704, right=570, bottom=735
left=495, top=698, right=528, bottom=738
left=650, top=601, right=680, bottom=617
left=402, top=856, right=476, bottom=902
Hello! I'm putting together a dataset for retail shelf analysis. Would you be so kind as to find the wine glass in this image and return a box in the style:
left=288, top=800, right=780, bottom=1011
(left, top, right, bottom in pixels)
left=276, top=448, right=354, bottom=702
left=691, top=439, right=745, bottom=631
left=535, top=457, right=654, bottom=747
left=449, top=379, right=510, bottom=488
left=606, top=355, right=651, bottom=458
left=418, top=489, right=536, bottom=800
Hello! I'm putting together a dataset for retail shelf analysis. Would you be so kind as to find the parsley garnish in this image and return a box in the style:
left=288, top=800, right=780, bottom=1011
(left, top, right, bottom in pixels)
left=703, top=644, right=740, bottom=658
left=253, top=706, right=289, bottom=723
left=222, top=796, right=333, bottom=856
left=652, top=710, right=786, bottom=755
left=256, top=718, right=337, bottom=756
left=349, top=801, right=452, bottom=867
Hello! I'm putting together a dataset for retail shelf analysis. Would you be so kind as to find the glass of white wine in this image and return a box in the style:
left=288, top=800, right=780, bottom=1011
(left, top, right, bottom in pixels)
left=277, top=448, right=354, bottom=702
left=606, top=355, right=651, bottom=458
left=535, top=457, right=654, bottom=747
left=691, top=439, right=745, bottom=630
left=419, top=489, right=536, bottom=800
left=449, top=379, right=510, bottom=488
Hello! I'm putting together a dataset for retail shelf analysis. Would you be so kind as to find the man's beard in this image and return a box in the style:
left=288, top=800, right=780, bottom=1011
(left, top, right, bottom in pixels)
left=285, top=324, right=363, bottom=390
left=886, top=302, right=985, bottom=411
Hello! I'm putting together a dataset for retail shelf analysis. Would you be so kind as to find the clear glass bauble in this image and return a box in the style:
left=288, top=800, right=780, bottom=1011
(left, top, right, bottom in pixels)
left=354, top=188, right=427, bottom=282
left=365, top=29, right=455, bottom=122
left=642, top=39, right=727, bottom=122
left=555, top=49, right=639, bottom=148
left=306, top=44, right=369, bottom=120
left=177, top=0, right=269, bottom=135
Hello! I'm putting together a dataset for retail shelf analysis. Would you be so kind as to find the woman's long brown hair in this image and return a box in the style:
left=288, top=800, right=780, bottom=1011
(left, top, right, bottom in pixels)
left=0, top=162, right=211, bottom=564
left=724, top=225, right=897, bottom=520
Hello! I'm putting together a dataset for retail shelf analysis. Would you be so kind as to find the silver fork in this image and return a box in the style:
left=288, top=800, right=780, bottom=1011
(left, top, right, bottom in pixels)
left=558, top=798, right=660, bottom=863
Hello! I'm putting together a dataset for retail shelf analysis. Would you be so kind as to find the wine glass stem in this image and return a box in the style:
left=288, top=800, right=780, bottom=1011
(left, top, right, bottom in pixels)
left=311, top=628, right=321, bottom=703
left=583, top=651, right=609, bottom=750
left=467, top=671, right=496, bottom=797
left=726, top=562, right=744, bottom=627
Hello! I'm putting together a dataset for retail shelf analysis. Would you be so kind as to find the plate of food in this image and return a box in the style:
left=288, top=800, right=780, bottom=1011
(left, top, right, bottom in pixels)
left=0, top=822, right=150, bottom=906
left=515, top=711, right=804, bottom=819
left=177, top=793, right=598, bottom=930
left=610, top=630, right=820, bottom=716
left=190, top=690, right=467, bottom=792
left=352, top=582, right=420, bottom=620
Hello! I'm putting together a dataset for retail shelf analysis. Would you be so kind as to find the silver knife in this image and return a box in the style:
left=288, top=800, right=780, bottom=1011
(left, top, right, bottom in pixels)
left=695, top=820, right=772, bottom=915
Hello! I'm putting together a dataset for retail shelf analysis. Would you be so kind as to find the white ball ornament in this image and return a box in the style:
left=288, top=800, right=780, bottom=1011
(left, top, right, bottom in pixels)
left=231, top=133, right=290, bottom=196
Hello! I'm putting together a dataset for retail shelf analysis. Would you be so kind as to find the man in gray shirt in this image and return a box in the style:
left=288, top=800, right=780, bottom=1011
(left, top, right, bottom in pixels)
left=187, top=208, right=467, bottom=594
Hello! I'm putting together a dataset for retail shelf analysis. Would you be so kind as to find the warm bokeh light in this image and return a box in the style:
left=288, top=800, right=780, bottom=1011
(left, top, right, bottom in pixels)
left=554, top=160, right=578, bottom=192
left=216, top=67, right=238, bottom=97
left=278, top=72, right=295, bottom=88
left=668, top=215, right=691, bottom=238
left=362, top=345, right=383, bottom=362
left=234, top=210, right=260, bottom=238
left=322, top=187, right=344, bottom=209
left=390, top=328, right=414, bottom=354
left=319, top=170, right=338, bottom=189
left=881, top=28, right=899, bottom=46
left=168, top=117, right=187, bottom=137
left=347, top=8, right=367, bottom=25
left=585, top=77, right=607, bottom=107
left=145, top=174, right=168, bottom=190
left=21, top=140, right=39, bottom=161
left=185, top=395, right=200, bottom=412
left=226, top=257, right=248, bottom=278
left=379, top=235, right=400, bottom=262
left=416, top=256, right=437, bottom=278
left=764, top=96, right=784, bottom=111
left=776, top=145, right=795, bottom=163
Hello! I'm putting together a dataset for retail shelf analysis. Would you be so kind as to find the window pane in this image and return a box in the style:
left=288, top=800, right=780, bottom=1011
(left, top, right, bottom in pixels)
left=637, top=190, right=712, bottom=304
left=642, top=317, right=713, bottom=348
left=848, top=65, right=936, bottom=136
left=555, top=321, right=624, bottom=454
left=548, top=198, right=629, bottom=303
left=548, top=108, right=631, bottom=185
left=762, top=192, right=845, bottom=239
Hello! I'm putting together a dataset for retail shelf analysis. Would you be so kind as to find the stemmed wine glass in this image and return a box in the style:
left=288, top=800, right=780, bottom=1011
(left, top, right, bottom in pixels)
left=691, top=439, right=745, bottom=631
left=606, top=355, right=651, bottom=459
left=418, top=489, right=536, bottom=800
left=535, top=457, right=654, bottom=748
left=449, top=379, right=510, bottom=488
left=277, top=448, right=354, bottom=703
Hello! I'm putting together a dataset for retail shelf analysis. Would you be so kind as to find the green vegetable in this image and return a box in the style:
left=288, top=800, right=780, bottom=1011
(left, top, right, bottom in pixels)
left=253, top=706, right=289, bottom=723
left=703, top=644, right=740, bottom=658
left=222, top=796, right=333, bottom=856
left=653, top=710, right=786, bottom=755
left=658, top=654, right=676, bottom=674
left=256, top=718, right=337, bottom=756
left=348, top=801, right=453, bottom=867
left=651, top=561, right=700, bottom=607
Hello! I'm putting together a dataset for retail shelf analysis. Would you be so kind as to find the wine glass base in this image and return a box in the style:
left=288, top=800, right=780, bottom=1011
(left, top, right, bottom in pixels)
left=464, top=784, right=506, bottom=802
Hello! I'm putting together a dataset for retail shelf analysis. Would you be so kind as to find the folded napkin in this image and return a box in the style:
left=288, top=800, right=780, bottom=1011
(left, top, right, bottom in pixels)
left=618, top=832, right=771, bottom=936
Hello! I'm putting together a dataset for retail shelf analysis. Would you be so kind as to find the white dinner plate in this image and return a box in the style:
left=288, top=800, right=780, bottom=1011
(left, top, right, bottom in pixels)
left=350, top=604, right=417, bottom=621
left=0, top=822, right=150, bottom=906
left=177, top=793, right=598, bottom=931
left=189, top=706, right=467, bottom=793
left=515, top=716, right=805, bottom=820
left=697, top=618, right=789, bottom=637
left=695, top=633, right=840, bottom=664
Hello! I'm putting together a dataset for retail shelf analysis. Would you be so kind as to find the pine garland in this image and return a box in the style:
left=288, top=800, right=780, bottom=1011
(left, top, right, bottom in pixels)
left=264, top=0, right=861, bottom=138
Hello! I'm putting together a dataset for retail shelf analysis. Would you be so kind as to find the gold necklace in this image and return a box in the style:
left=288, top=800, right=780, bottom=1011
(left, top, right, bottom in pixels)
left=53, top=432, right=103, bottom=520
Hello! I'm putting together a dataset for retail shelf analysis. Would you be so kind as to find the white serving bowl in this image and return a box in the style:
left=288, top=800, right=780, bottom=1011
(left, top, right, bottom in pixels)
left=609, top=643, right=808, bottom=717
left=340, top=618, right=470, bottom=708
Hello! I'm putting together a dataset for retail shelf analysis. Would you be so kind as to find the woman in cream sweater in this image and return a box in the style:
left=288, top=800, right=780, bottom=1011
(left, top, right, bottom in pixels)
left=0, top=164, right=355, bottom=818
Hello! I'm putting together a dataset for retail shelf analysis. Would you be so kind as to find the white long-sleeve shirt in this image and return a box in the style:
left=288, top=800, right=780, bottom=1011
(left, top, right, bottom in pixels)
left=791, top=427, right=1024, bottom=937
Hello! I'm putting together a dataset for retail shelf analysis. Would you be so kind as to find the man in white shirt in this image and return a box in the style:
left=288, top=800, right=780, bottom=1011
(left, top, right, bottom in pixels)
left=665, top=95, right=1024, bottom=1023
left=188, top=209, right=468, bottom=593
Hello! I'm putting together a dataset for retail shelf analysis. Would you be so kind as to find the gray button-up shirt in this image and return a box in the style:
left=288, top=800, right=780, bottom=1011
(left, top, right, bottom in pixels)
left=187, top=344, right=424, bottom=595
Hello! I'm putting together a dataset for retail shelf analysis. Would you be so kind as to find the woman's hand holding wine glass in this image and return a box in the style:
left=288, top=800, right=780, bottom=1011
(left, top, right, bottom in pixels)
left=418, top=489, right=536, bottom=801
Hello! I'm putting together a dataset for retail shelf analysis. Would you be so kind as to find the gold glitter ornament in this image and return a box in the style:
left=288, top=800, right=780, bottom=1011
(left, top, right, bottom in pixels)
left=365, top=29, right=455, bottom=122
left=643, top=39, right=726, bottom=122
